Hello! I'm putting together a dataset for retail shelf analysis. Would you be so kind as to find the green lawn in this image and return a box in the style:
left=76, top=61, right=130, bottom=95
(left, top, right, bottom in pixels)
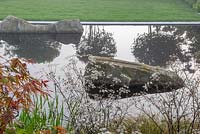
left=0, top=0, right=200, bottom=21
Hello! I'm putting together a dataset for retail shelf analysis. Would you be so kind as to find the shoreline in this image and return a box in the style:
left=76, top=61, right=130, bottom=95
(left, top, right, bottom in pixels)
left=1, top=21, right=200, bottom=25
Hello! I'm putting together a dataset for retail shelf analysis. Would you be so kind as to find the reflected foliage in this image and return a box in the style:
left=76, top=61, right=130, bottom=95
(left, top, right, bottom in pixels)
left=132, top=25, right=200, bottom=73
left=0, top=34, right=82, bottom=63
left=180, top=26, right=200, bottom=63
left=132, top=31, right=183, bottom=66
left=160, top=26, right=200, bottom=63
left=76, top=26, right=117, bottom=62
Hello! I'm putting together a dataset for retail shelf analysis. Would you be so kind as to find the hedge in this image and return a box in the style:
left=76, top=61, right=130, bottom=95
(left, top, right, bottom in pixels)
left=183, top=0, right=200, bottom=12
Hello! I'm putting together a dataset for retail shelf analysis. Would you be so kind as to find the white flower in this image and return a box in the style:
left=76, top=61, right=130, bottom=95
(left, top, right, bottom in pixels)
left=113, top=77, right=122, bottom=83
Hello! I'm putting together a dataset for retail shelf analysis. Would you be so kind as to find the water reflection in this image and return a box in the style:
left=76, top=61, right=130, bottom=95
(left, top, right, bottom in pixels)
left=1, top=25, right=200, bottom=99
left=163, top=26, right=200, bottom=63
left=76, top=26, right=117, bottom=62
left=184, top=27, right=200, bottom=47
left=0, top=33, right=82, bottom=63
left=132, top=26, right=184, bottom=67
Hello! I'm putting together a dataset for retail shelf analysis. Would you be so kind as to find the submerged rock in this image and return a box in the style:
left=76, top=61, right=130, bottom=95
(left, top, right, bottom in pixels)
left=0, top=16, right=83, bottom=33
left=84, top=56, right=184, bottom=99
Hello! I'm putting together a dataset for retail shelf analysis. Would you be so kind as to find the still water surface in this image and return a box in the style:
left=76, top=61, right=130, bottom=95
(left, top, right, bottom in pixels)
left=0, top=25, right=200, bottom=100
left=1, top=25, right=200, bottom=116
left=0, top=25, right=199, bottom=74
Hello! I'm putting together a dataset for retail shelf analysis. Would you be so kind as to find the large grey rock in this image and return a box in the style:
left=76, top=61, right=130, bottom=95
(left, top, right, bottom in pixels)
left=0, top=16, right=83, bottom=33
left=85, top=56, right=184, bottom=99
left=55, top=19, right=83, bottom=33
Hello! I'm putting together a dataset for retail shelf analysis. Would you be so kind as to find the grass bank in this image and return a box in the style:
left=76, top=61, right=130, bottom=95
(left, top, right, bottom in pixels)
left=0, top=0, right=200, bottom=21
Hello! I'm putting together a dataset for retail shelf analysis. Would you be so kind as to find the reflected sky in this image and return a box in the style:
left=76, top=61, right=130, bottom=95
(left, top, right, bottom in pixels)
left=105, top=26, right=148, bottom=61
left=0, top=25, right=199, bottom=77
left=0, top=26, right=149, bottom=77
left=1, top=25, right=200, bottom=114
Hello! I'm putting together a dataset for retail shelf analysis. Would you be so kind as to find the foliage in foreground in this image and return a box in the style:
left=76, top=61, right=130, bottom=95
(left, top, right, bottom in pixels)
left=0, top=57, right=48, bottom=133
left=45, top=57, right=200, bottom=134
left=17, top=95, right=64, bottom=134
left=2, top=56, right=200, bottom=134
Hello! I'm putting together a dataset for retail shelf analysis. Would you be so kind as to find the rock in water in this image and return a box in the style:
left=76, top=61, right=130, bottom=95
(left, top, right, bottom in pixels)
left=55, top=19, right=83, bottom=33
left=84, top=56, right=184, bottom=99
left=0, top=16, right=83, bottom=33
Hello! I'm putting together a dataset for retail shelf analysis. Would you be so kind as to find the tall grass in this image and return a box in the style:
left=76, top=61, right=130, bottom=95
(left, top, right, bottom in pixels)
left=11, top=55, right=200, bottom=134
left=17, top=95, right=64, bottom=133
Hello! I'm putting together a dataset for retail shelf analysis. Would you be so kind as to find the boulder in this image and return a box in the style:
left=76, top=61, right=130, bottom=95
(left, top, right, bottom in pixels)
left=84, top=56, right=184, bottom=99
left=0, top=16, right=83, bottom=33
left=55, top=19, right=83, bottom=33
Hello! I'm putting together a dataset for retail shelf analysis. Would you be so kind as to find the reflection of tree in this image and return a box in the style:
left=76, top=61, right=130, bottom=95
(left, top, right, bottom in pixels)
left=182, top=26, right=200, bottom=63
left=132, top=31, right=183, bottom=67
left=0, top=34, right=82, bottom=63
left=159, top=26, right=200, bottom=63
left=76, top=26, right=117, bottom=62
left=9, top=41, right=61, bottom=63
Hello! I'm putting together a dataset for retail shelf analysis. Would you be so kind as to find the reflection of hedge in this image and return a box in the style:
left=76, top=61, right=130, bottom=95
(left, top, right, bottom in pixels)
left=183, top=0, right=200, bottom=12
left=184, top=0, right=197, bottom=6
left=132, top=32, right=182, bottom=66
left=196, top=0, right=200, bottom=12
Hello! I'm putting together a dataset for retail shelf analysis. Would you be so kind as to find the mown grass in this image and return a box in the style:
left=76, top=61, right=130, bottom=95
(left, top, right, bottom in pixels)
left=0, top=0, right=200, bottom=21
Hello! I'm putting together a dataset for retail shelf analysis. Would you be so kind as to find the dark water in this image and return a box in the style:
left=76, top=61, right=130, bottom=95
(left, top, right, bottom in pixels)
left=0, top=25, right=199, bottom=74
left=0, top=25, right=200, bottom=98
left=0, top=33, right=81, bottom=63
left=1, top=25, right=199, bottom=115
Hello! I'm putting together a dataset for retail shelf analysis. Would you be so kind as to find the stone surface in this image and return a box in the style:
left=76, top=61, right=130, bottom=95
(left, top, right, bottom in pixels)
left=84, top=56, right=184, bottom=99
left=55, top=19, right=83, bottom=33
left=0, top=16, right=83, bottom=33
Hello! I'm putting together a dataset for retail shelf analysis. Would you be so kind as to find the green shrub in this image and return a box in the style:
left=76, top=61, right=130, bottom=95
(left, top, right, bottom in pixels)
left=195, top=0, right=200, bottom=12
left=181, top=0, right=200, bottom=12
left=17, top=95, right=64, bottom=133
left=184, top=0, right=197, bottom=7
